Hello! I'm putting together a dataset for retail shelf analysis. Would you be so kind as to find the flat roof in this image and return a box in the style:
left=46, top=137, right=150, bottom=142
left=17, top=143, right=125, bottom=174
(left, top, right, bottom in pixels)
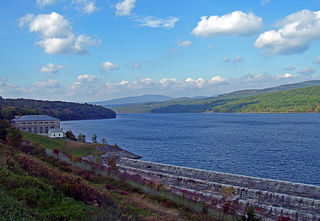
left=49, top=128, right=63, bottom=133
left=11, top=115, right=60, bottom=122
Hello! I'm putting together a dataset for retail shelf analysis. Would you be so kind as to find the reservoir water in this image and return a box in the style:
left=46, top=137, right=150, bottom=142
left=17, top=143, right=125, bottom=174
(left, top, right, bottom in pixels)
left=61, top=113, right=320, bottom=185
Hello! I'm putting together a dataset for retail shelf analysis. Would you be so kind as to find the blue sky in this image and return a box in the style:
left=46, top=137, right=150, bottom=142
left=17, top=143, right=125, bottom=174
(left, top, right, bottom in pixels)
left=0, top=0, right=320, bottom=102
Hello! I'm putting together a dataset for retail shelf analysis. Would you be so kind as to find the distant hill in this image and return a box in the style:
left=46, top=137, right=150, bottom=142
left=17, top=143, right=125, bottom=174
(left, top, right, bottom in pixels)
left=112, top=80, right=320, bottom=113
left=91, top=95, right=173, bottom=107
left=0, top=97, right=116, bottom=120
left=151, top=85, right=320, bottom=113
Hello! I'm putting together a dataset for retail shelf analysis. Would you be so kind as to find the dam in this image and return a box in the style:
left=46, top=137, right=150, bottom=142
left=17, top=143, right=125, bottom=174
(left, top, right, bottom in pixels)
left=117, top=158, right=320, bottom=220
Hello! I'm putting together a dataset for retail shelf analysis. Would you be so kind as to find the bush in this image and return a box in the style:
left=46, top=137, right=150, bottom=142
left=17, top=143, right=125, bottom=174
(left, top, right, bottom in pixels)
left=6, top=127, right=23, bottom=147
left=65, top=130, right=76, bottom=140
left=107, top=156, right=117, bottom=170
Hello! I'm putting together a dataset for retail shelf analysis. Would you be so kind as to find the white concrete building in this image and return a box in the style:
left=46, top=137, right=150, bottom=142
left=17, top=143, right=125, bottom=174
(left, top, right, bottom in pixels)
left=48, top=128, right=64, bottom=138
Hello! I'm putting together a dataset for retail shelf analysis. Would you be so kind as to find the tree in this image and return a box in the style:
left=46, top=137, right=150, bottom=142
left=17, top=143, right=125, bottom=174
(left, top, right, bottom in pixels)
left=238, top=206, right=262, bottom=221
left=0, top=120, right=10, bottom=141
left=66, top=130, right=76, bottom=140
left=6, top=127, right=23, bottom=147
left=77, top=133, right=86, bottom=142
left=92, top=134, right=97, bottom=143
left=107, top=155, right=117, bottom=170
left=101, top=138, right=107, bottom=145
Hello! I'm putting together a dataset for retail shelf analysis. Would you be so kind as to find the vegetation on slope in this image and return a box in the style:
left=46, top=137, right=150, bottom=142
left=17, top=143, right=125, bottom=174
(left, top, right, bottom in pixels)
left=0, top=97, right=116, bottom=120
left=114, top=84, right=320, bottom=114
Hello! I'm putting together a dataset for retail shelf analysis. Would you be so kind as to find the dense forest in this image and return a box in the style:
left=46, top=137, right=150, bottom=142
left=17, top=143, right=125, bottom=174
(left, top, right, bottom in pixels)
left=151, top=86, right=320, bottom=113
left=112, top=80, right=320, bottom=113
left=0, top=97, right=116, bottom=120
left=113, top=84, right=320, bottom=114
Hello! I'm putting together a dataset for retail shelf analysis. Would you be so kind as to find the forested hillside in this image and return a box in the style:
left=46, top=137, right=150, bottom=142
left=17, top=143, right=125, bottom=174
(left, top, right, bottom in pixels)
left=151, top=86, right=320, bottom=113
left=112, top=81, right=320, bottom=113
left=0, top=97, right=116, bottom=120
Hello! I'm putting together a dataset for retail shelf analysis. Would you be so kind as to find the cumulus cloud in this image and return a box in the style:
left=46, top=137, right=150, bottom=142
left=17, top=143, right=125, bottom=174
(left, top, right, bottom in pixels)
left=135, top=16, right=179, bottom=29
left=2, top=72, right=318, bottom=102
left=223, top=57, right=230, bottom=62
left=284, top=66, right=296, bottom=71
left=234, top=55, right=243, bottom=63
left=298, top=67, right=315, bottom=76
left=254, top=10, right=320, bottom=55
left=19, top=12, right=101, bottom=54
left=261, top=0, right=271, bottom=5
left=36, top=0, right=58, bottom=7
left=133, top=62, right=141, bottom=69
left=276, top=73, right=293, bottom=79
left=192, top=11, right=262, bottom=37
left=115, top=0, right=136, bottom=16
left=73, top=0, right=99, bottom=14
left=177, top=40, right=192, bottom=47
left=102, top=61, right=119, bottom=71
left=314, top=56, right=320, bottom=64
left=40, top=63, right=64, bottom=75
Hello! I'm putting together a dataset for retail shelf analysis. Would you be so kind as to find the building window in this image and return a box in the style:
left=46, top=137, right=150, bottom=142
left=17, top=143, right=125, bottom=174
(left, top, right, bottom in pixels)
left=28, top=127, right=32, bottom=132
left=45, top=127, right=48, bottom=133
left=34, top=127, right=38, bottom=134
left=51, top=127, right=54, bottom=129
left=22, top=127, right=26, bottom=130
left=34, top=122, right=37, bottom=124
left=39, top=127, right=43, bottom=134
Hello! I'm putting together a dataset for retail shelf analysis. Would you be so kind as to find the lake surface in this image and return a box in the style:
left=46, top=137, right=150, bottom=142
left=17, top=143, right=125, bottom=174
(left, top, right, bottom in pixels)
left=61, top=113, right=320, bottom=185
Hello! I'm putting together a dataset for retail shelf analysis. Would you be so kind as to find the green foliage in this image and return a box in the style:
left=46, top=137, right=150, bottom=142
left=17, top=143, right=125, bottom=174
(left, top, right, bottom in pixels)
left=101, top=138, right=107, bottom=144
left=92, top=134, right=97, bottom=143
left=6, top=127, right=23, bottom=147
left=0, top=120, right=10, bottom=141
left=22, top=132, right=102, bottom=157
left=78, top=133, right=86, bottom=142
left=238, top=206, right=262, bottom=221
left=0, top=98, right=116, bottom=120
left=66, top=130, right=76, bottom=140
left=107, top=155, right=117, bottom=170
left=112, top=83, right=320, bottom=114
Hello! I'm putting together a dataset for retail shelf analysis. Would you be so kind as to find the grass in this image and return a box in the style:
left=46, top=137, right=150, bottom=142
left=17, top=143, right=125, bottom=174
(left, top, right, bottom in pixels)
left=22, top=132, right=104, bottom=157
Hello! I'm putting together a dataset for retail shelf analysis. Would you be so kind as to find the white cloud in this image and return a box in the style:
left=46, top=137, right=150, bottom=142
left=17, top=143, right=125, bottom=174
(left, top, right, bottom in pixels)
left=34, top=79, right=60, bottom=88
left=276, top=73, right=293, bottom=79
left=209, top=75, right=226, bottom=84
left=133, top=62, right=141, bottom=69
left=36, top=0, right=58, bottom=7
left=192, top=11, right=262, bottom=37
left=314, top=56, right=320, bottom=64
left=223, top=57, right=230, bottom=62
left=208, top=45, right=214, bottom=49
left=19, top=12, right=101, bottom=54
left=115, top=0, right=136, bottom=16
left=284, top=66, right=296, bottom=71
left=2, top=73, right=318, bottom=102
left=261, top=0, right=271, bottom=5
left=234, top=55, right=243, bottom=63
left=254, top=10, right=320, bottom=55
left=40, top=63, right=64, bottom=75
left=298, top=67, right=315, bottom=76
left=135, top=16, right=179, bottom=29
left=177, top=40, right=192, bottom=47
left=102, top=61, right=119, bottom=71
left=73, top=0, right=99, bottom=14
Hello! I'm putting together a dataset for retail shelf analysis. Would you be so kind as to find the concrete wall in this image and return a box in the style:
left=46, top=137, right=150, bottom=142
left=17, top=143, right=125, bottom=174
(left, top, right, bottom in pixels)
left=117, top=158, right=320, bottom=220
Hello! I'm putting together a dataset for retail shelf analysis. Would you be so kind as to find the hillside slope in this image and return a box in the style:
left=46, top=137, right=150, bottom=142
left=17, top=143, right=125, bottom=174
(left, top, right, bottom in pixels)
left=0, top=98, right=116, bottom=120
left=112, top=80, right=320, bottom=113
left=152, top=85, right=320, bottom=113
left=92, top=95, right=173, bottom=107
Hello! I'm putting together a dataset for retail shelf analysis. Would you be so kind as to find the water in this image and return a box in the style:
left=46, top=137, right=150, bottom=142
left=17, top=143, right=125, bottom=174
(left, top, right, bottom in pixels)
left=61, top=113, right=320, bottom=185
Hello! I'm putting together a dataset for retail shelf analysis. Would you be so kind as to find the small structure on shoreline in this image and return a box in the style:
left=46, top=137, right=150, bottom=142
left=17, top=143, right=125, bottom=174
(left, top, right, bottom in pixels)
left=48, top=128, right=64, bottom=138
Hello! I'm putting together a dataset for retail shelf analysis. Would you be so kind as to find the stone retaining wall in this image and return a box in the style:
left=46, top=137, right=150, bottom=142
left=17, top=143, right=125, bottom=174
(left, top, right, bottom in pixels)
left=117, top=158, right=320, bottom=220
